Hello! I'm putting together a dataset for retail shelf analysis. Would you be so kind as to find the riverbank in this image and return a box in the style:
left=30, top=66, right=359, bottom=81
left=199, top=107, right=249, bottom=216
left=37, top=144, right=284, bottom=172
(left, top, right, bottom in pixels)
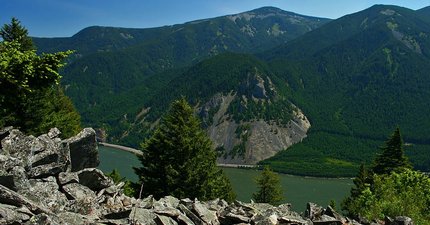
left=99, top=142, right=261, bottom=169
left=98, top=142, right=143, bottom=156
left=98, top=145, right=353, bottom=210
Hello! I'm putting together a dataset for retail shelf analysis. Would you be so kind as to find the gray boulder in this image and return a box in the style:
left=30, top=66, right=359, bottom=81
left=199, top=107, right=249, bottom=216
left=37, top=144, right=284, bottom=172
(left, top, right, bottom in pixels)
left=0, top=203, right=32, bottom=225
left=0, top=184, right=51, bottom=214
left=18, top=176, right=69, bottom=213
left=58, top=171, right=79, bottom=185
left=77, top=168, right=114, bottom=192
left=129, top=208, right=157, bottom=225
left=391, top=216, right=414, bottom=225
left=65, top=128, right=99, bottom=171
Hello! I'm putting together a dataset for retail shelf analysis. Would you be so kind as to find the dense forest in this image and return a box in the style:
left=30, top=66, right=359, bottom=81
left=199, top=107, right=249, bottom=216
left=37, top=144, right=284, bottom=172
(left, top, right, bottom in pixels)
left=31, top=5, right=430, bottom=176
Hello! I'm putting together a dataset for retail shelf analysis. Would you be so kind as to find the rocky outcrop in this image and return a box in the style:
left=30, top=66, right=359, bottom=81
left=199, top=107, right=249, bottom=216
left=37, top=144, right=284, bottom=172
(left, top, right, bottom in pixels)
left=0, top=128, right=414, bottom=224
left=66, top=128, right=99, bottom=171
left=201, top=92, right=311, bottom=165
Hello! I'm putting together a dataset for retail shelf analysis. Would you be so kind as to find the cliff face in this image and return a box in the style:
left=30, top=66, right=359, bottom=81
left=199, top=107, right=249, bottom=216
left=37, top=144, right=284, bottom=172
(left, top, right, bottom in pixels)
left=200, top=91, right=310, bottom=165
left=0, top=127, right=412, bottom=225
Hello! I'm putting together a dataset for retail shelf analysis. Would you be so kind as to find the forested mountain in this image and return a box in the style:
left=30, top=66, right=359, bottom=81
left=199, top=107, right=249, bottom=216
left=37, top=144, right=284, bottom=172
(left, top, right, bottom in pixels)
left=33, top=5, right=430, bottom=176
left=417, top=6, right=430, bottom=23
left=85, top=53, right=310, bottom=164
left=33, top=7, right=329, bottom=112
left=260, top=5, right=430, bottom=176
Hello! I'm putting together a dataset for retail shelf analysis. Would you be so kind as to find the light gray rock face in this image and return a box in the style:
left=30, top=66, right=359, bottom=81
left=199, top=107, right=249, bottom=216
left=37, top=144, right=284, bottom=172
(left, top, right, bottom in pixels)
left=0, top=127, right=415, bottom=225
left=18, top=176, right=69, bottom=213
left=65, top=128, right=99, bottom=171
left=201, top=92, right=311, bottom=165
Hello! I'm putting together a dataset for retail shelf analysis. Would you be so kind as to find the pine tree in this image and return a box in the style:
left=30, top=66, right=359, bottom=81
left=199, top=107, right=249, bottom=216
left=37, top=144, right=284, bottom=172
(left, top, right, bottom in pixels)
left=252, top=166, right=283, bottom=205
left=134, top=97, right=235, bottom=201
left=341, top=164, right=371, bottom=215
left=0, top=17, right=34, bottom=51
left=372, top=127, right=412, bottom=175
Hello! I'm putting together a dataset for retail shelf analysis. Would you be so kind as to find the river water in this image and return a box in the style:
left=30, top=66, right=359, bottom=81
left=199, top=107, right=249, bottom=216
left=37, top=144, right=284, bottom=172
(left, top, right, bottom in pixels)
left=98, top=145, right=353, bottom=211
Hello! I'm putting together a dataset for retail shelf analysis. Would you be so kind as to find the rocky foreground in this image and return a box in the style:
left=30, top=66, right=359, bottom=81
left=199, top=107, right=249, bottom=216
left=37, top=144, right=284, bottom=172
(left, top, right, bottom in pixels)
left=0, top=127, right=413, bottom=225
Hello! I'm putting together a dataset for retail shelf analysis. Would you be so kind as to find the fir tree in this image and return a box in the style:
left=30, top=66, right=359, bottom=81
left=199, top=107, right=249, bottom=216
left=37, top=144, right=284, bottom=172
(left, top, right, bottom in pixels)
left=252, top=166, right=283, bottom=205
left=134, top=97, right=235, bottom=201
left=372, top=127, right=412, bottom=175
left=341, top=164, right=371, bottom=215
left=0, top=17, right=34, bottom=51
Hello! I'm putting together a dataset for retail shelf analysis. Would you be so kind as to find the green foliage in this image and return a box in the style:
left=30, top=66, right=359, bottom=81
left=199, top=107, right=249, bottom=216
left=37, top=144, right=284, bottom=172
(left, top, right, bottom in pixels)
left=20, top=87, right=81, bottom=138
left=341, top=164, right=371, bottom=215
left=262, top=5, right=430, bottom=175
left=106, top=169, right=135, bottom=197
left=33, top=9, right=328, bottom=146
left=261, top=132, right=379, bottom=177
left=372, top=127, right=412, bottom=175
left=0, top=17, right=34, bottom=51
left=344, top=169, right=430, bottom=224
left=252, top=166, right=283, bottom=205
left=329, top=199, right=337, bottom=211
left=0, top=18, right=80, bottom=137
left=343, top=129, right=425, bottom=223
left=134, top=98, right=235, bottom=201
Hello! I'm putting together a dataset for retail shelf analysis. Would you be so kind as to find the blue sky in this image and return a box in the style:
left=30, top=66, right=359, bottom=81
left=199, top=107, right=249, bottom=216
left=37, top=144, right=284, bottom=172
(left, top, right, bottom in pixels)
left=1, top=0, right=429, bottom=37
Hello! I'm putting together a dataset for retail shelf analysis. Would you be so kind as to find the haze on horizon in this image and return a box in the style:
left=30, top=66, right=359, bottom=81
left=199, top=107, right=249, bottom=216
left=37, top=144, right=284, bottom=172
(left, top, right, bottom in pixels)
left=1, top=0, right=429, bottom=37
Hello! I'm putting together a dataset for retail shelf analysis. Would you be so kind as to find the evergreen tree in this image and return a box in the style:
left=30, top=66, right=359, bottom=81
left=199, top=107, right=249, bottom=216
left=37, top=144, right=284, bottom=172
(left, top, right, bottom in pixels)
left=372, top=127, right=412, bottom=175
left=0, top=17, right=34, bottom=51
left=134, top=97, right=235, bottom=201
left=252, top=166, right=283, bottom=205
left=0, top=18, right=80, bottom=137
left=341, top=164, right=371, bottom=215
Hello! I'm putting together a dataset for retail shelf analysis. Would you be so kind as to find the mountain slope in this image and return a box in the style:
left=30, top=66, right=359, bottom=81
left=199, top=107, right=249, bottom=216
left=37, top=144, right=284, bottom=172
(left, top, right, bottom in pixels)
left=34, top=7, right=330, bottom=112
left=260, top=5, right=430, bottom=176
left=87, top=53, right=310, bottom=164
left=417, top=6, right=430, bottom=23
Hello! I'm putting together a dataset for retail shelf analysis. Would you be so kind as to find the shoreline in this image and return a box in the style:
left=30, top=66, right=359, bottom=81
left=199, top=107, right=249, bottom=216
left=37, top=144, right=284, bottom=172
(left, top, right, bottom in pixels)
left=98, top=142, right=143, bottom=156
left=98, top=142, right=353, bottom=179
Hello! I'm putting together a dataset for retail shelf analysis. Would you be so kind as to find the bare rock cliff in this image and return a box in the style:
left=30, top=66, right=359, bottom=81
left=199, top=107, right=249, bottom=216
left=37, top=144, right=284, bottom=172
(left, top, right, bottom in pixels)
left=200, top=92, right=311, bottom=165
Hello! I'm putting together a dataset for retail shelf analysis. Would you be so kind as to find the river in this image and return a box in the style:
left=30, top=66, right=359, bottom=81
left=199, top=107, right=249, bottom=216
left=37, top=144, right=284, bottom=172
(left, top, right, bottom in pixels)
left=98, top=145, right=353, bottom=211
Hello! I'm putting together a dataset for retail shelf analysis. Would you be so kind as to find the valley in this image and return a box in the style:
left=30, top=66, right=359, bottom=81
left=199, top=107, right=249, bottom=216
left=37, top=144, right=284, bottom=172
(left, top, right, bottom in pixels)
left=34, top=4, right=430, bottom=177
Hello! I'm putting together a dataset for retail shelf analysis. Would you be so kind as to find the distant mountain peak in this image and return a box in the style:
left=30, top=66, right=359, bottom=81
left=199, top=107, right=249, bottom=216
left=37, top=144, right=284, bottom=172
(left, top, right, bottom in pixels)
left=250, top=6, right=285, bottom=14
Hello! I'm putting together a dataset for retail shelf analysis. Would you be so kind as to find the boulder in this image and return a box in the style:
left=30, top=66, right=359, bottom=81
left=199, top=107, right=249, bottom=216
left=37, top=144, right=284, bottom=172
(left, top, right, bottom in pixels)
left=0, top=129, right=32, bottom=157
left=179, top=203, right=205, bottom=225
left=18, top=176, right=69, bottom=213
left=305, top=202, right=324, bottom=220
left=129, top=208, right=157, bottom=225
left=0, top=164, right=29, bottom=191
left=65, top=128, right=99, bottom=171
left=193, top=201, right=220, bottom=225
left=0, top=129, right=71, bottom=179
left=58, top=171, right=79, bottom=185
left=0, top=126, right=13, bottom=150
left=154, top=195, right=180, bottom=209
left=156, top=214, right=179, bottom=225
left=62, top=183, right=97, bottom=202
left=0, top=203, right=32, bottom=224
left=27, top=138, right=71, bottom=178
left=0, top=184, right=51, bottom=214
left=391, top=216, right=414, bottom=225
left=77, top=168, right=113, bottom=192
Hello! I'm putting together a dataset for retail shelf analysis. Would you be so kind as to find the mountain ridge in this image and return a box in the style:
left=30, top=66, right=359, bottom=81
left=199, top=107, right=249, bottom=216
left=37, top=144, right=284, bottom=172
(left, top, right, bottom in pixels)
left=33, top=4, right=430, bottom=176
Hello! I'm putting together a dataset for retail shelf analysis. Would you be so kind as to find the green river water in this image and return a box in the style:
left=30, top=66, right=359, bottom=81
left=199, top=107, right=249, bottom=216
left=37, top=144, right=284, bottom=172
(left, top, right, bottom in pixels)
left=98, top=145, right=353, bottom=211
